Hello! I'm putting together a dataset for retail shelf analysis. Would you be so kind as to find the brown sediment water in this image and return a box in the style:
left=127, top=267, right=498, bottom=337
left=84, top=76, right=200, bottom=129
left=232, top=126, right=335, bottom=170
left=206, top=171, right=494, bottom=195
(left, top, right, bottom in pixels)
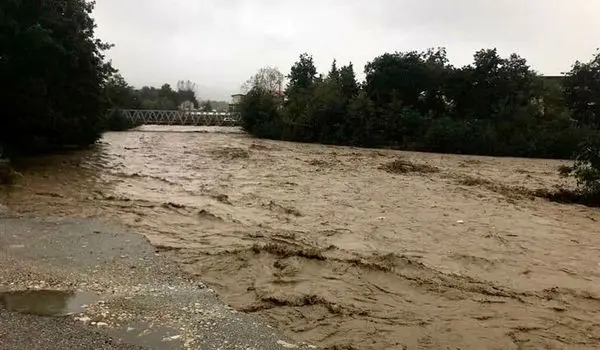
left=5, top=125, right=600, bottom=349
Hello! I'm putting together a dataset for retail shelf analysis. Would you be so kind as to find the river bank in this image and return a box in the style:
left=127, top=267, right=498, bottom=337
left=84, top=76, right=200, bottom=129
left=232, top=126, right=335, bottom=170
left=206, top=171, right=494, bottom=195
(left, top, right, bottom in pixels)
left=4, top=126, right=600, bottom=349
left=0, top=216, right=311, bottom=349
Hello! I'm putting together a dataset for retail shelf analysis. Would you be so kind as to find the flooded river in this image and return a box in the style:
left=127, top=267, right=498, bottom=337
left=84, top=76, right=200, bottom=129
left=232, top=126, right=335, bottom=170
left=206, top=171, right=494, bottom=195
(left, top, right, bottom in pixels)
left=6, top=126, right=600, bottom=349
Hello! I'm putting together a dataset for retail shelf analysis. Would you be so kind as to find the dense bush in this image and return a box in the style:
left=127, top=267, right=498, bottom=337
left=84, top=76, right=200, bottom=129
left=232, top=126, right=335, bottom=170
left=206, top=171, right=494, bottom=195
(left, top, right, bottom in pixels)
left=103, top=79, right=200, bottom=111
left=564, top=52, right=600, bottom=129
left=241, top=49, right=599, bottom=161
left=572, top=138, right=600, bottom=196
left=105, top=110, right=138, bottom=131
left=562, top=51, right=600, bottom=198
left=239, top=88, right=283, bottom=139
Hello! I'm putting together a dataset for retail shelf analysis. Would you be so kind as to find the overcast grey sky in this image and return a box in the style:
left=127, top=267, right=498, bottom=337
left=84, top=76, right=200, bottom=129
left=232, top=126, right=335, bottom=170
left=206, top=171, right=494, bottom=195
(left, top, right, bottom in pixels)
left=93, top=0, right=600, bottom=101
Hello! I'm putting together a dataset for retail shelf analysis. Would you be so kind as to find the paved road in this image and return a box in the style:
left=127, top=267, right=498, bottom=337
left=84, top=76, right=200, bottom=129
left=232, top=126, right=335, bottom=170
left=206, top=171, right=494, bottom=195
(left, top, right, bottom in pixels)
left=0, top=216, right=312, bottom=350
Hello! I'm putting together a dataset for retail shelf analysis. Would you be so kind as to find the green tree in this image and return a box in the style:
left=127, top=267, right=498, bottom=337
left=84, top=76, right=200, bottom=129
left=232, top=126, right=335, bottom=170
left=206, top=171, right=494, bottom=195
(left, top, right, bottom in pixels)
left=104, top=73, right=138, bottom=109
left=562, top=51, right=600, bottom=200
left=286, top=53, right=318, bottom=94
left=380, top=96, right=430, bottom=149
left=157, top=84, right=177, bottom=109
left=339, top=63, right=359, bottom=101
left=0, top=0, right=114, bottom=155
left=451, top=49, right=537, bottom=122
left=239, top=49, right=597, bottom=162
left=346, top=91, right=379, bottom=147
left=207, top=100, right=230, bottom=112
left=284, top=54, right=319, bottom=131
left=239, top=87, right=282, bottom=139
left=564, top=50, right=600, bottom=129
left=307, top=79, right=346, bottom=143
left=364, top=48, right=450, bottom=115
left=327, top=59, right=340, bottom=82
left=200, top=101, right=213, bottom=112
left=131, top=83, right=196, bottom=110
left=176, top=80, right=198, bottom=108
left=103, top=73, right=139, bottom=131
left=572, top=138, right=600, bottom=197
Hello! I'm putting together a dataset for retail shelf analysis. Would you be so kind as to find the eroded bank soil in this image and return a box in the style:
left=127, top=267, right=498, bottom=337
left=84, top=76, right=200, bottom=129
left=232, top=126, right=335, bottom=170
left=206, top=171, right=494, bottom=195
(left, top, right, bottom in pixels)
left=6, top=126, right=600, bottom=349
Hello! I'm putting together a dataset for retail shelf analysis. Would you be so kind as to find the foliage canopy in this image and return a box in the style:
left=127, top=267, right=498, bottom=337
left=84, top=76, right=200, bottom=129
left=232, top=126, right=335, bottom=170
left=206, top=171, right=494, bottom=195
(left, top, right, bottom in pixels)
left=0, top=0, right=114, bottom=155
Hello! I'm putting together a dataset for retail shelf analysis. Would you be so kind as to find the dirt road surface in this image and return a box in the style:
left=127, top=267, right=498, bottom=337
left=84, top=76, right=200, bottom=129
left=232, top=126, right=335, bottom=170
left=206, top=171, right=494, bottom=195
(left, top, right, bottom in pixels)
left=5, top=126, right=600, bottom=349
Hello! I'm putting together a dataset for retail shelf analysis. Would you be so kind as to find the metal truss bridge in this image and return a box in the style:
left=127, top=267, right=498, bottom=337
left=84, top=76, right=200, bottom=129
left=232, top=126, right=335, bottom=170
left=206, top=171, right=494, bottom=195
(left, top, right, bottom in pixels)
left=118, top=109, right=241, bottom=127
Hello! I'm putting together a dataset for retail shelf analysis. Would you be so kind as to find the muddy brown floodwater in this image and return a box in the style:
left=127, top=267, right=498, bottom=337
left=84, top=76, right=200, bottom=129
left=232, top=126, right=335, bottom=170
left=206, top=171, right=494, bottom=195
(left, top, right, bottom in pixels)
left=6, top=126, right=600, bottom=349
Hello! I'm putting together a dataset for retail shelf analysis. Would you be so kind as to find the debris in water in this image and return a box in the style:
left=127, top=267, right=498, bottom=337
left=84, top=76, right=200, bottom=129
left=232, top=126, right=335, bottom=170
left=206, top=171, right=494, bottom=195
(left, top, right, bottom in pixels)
left=162, top=334, right=182, bottom=342
left=75, top=316, right=91, bottom=323
left=162, top=202, right=185, bottom=209
left=211, top=193, right=231, bottom=204
left=379, top=159, right=439, bottom=174
left=276, top=340, right=299, bottom=348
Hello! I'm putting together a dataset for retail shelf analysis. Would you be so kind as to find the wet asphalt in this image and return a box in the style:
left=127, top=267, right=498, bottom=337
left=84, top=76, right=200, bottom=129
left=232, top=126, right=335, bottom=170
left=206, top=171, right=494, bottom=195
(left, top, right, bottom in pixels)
left=0, top=216, right=312, bottom=350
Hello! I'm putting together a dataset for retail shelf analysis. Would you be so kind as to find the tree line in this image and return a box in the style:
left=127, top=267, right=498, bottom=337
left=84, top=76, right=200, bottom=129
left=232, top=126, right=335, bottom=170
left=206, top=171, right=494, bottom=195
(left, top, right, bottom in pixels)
left=104, top=76, right=229, bottom=112
left=240, top=49, right=600, bottom=200
left=103, top=75, right=229, bottom=130
left=105, top=76, right=198, bottom=111
left=242, top=49, right=599, bottom=158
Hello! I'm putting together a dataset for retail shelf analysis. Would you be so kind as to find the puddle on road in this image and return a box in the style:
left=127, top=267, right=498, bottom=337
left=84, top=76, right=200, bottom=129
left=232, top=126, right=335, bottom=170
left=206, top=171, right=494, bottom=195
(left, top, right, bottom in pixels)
left=1, top=290, right=183, bottom=349
left=0, top=289, right=100, bottom=317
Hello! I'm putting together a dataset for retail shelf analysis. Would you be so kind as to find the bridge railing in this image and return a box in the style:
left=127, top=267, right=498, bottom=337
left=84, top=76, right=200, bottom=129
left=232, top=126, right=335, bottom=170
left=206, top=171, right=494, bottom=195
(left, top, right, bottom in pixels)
left=115, top=109, right=241, bottom=127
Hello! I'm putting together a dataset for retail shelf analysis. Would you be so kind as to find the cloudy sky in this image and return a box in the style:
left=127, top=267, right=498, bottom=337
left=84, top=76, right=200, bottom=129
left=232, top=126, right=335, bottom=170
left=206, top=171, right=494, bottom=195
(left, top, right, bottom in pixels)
left=93, top=0, right=600, bottom=101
